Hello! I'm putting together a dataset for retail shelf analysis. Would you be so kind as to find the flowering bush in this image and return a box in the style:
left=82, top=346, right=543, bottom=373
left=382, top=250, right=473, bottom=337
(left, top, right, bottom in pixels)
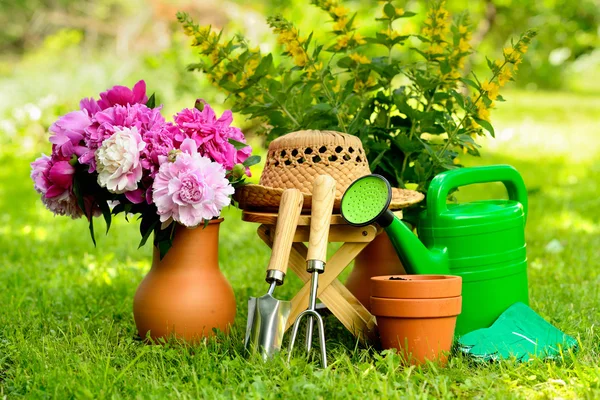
left=178, top=0, right=535, bottom=200
left=31, top=81, right=259, bottom=257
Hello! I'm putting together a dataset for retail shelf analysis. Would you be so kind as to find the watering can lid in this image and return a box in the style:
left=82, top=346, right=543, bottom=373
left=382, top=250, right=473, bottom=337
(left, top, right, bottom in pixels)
left=420, top=199, right=526, bottom=231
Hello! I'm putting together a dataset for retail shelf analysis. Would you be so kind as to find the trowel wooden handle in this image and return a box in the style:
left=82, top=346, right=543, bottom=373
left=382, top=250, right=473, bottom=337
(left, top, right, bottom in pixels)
left=307, top=175, right=336, bottom=262
left=267, top=189, right=304, bottom=277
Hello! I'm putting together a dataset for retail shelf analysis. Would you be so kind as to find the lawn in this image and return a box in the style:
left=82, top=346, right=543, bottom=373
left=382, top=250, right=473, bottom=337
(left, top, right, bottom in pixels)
left=0, top=89, right=599, bottom=399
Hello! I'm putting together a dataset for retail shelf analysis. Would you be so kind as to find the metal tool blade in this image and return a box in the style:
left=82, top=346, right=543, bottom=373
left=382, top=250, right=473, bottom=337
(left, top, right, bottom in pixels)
left=245, top=293, right=291, bottom=359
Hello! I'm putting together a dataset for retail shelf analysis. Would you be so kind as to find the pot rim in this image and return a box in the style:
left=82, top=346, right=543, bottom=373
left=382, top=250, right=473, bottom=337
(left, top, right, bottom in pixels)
left=370, top=296, right=462, bottom=318
left=371, top=275, right=462, bottom=299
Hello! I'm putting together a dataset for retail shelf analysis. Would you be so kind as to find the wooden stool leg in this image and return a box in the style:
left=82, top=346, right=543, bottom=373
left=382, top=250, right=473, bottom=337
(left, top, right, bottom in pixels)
left=257, top=225, right=377, bottom=342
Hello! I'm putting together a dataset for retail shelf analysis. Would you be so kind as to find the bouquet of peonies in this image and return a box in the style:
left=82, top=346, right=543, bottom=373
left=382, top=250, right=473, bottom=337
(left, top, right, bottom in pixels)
left=30, top=80, right=258, bottom=257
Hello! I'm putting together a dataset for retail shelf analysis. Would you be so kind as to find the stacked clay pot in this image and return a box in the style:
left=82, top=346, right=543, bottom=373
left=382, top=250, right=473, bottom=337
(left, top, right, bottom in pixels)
left=370, top=275, right=462, bottom=366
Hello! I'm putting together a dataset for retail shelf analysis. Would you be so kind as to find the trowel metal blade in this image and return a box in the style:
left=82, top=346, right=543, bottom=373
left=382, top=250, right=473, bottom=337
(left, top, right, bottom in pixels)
left=245, top=293, right=291, bottom=359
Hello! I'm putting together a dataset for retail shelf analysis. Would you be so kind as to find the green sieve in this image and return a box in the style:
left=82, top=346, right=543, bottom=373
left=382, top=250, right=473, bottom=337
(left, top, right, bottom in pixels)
left=340, top=174, right=395, bottom=227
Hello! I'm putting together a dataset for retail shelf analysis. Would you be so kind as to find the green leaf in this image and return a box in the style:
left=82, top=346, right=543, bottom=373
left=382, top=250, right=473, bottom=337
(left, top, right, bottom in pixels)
left=242, top=155, right=261, bottom=167
left=449, top=89, right=465, bottom=109
left=474, top=118, right=495, bottom=137
left=459, top=78, right=479, bottom=90
left=369, top=148, right=388, bottom=170
left=337, top=56, right=353, bottom=69
left=139, top=219, right=158, bottom=249
left=398, top=11, right=416, bottom=18
left=146, top=93, right=156, bottom=109
left=311, top=103, right=332, bottom=112
left=228, top=138, right=250, bottom=150
left=158, top=239, right=173, bottom=260
left=383, top=3, right=396, bottom=19
left=253, top=53, right=273, bottom=78
left=88, top=216, right=97, bottom=247
left=98, top=200, right=112, bottom=234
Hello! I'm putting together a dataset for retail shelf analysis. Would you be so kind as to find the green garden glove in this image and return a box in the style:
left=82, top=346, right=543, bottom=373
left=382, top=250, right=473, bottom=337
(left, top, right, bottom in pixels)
left=458, top=302, right=578, bottom=362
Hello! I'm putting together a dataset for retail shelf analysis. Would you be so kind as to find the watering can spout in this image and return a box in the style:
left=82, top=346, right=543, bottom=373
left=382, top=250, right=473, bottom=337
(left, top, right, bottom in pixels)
left=385, top=217, right=450, bottom=275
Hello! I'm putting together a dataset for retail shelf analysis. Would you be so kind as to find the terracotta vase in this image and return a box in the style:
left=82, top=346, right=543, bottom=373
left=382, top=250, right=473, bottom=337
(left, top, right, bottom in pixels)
left=133, top=219, right=236, bottom=342
left=370, top=275, right=462, bottom=366
left=346, top=232, right=406, bottom=310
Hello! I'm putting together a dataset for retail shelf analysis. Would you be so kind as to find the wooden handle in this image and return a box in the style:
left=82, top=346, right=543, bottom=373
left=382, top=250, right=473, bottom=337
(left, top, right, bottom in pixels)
left=307, top=175, right=336, bottom=262
left=267, top=189, right=304, bottom=276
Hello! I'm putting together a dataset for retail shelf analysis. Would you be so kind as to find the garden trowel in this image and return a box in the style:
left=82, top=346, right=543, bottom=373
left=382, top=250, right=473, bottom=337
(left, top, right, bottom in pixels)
left=245, top=188, right=304, bottom=359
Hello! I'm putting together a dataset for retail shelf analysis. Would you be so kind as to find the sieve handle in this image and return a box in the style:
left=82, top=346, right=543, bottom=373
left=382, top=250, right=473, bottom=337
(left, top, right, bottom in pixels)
left=267, top=189, right=304, bottom=280
left=427, top=164, right=528, bottom=223
left=307, top=175, right=337, bottom=262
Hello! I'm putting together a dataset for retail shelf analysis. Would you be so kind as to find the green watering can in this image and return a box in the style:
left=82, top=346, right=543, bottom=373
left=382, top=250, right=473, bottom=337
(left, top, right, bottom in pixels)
left=341, top=165, right=529, bottom=336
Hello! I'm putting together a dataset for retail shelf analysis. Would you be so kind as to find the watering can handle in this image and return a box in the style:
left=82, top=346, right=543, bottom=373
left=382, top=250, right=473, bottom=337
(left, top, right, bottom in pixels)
left=427, top=165, right=528, bottom=223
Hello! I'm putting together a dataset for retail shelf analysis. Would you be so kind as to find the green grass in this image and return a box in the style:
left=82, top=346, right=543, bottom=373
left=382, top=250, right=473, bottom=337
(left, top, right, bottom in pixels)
left=0, top=89, right=599, bottom=399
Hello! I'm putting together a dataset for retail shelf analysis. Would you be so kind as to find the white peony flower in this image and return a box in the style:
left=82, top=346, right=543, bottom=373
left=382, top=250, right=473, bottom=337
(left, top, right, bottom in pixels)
left=95, top=127, right=146, bottom=193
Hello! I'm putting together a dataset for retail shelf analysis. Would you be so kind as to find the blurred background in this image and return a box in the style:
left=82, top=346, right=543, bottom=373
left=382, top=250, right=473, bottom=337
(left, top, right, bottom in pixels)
left=1, top=0, right=599, bottom=159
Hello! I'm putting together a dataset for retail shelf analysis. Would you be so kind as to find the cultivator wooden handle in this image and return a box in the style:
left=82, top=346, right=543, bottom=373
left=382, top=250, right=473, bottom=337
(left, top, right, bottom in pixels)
left=307, top=175, right=336, bottom=262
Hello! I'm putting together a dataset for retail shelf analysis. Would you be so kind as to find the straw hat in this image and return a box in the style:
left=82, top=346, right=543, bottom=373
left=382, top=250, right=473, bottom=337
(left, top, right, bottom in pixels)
left=234, top=130, right=424, bottom=212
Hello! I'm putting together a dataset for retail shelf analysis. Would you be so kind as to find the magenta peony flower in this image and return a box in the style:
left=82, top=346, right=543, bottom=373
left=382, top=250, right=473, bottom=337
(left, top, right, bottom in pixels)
left=152, top=138, right=234, bottom=227
left=97, top=80, right=148, bottom=110
left=140, top=122, right=179, bottom=178
left=80, top=103, right=165, bottom=170
left=31, top=154, right=82, bottom=219
left=80, top=97, right=101, bottom=116
left=173, top=101, right=252, bottom=172
left=95, top=127, right=146, bottom=194
left=49, top=110, right=91, bottom=158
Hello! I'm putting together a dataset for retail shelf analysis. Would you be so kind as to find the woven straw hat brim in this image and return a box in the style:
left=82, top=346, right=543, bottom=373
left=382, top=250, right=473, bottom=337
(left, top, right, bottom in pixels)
left=234, top=184, right=424, bottom=213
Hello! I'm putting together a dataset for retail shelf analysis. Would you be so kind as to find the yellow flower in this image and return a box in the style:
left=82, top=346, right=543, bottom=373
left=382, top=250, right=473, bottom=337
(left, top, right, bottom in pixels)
left=381, top=28, right=401, bottom=40
left=245, top=58, right=260, bottom=76
left=332, top=81, right=341, bottom=93
left=458, top=25, right=468, bottom=34
left=427, top=43, right=445, bottom=55
left=476, top=102, right=490, bottom=121
left=480, top=81, right=499, bottom=100
left=336, top=34, right=350, bottom=50
left=518, top=43, right=528, bottom=53
left=331, top=6, right=349, bottom=18
left=256, top=94, right=265, bottom=103
left=453, top=157, right=461, bottom=165
left=332, top=17, right=348, bottom=32
left=294, top=52, right=308, bottom=67
left=458, top=38, right=470, bottom=53
left=349, top=52, right=370, bottom=64
left=498, top=67, right=513, bottom=86
left=503, top=47, right=521, bottom=63
left=395, top=8, right=405, bottom=16
left=353, top=32, right=367, bottom=45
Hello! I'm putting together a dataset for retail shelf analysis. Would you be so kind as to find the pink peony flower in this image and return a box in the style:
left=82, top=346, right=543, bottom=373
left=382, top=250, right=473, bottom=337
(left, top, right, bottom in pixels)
left=173, top=101, right=252, bottom=172
left=95, top=127, right=146, bottom=194
left=97, top=80, right=148, bottom=110
left=80, top=103, right=165, bottom=170
left=31, top=154, right=82, bottom=219
left=152, top=138, right=234, bottom=227
left=49, top=110, right=91, bottom=158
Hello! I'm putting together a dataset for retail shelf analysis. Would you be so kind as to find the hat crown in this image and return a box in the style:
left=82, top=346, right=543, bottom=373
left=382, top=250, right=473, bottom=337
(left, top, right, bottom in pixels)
left=260, top=130, right=371, bottom=197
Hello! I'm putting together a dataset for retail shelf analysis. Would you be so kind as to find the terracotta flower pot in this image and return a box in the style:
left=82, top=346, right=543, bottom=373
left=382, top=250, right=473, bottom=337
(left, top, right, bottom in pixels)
left=370, top=275, right=462, bottom=366
left=346, top=232, right=406, bottom=310
left=133, top=219, right=236, bottom=342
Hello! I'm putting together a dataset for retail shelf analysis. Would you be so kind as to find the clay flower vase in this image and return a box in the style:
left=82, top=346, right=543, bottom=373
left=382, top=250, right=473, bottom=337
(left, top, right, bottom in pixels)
left=133, top=219, right=236, bottom=342
left=370, top=275, right=462, bottom=366
left=346, top=232, right=406, bottom=310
